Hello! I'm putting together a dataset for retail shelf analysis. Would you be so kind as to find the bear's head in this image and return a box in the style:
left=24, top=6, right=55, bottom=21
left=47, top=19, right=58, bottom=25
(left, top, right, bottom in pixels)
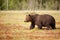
left=24, top=13, right=38, bottom=22
left=24, top=14, right=31, bottom=22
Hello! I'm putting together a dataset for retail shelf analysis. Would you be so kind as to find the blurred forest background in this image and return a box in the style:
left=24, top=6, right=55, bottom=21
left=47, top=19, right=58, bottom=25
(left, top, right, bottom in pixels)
left=0, top=0, right=60, bottom=10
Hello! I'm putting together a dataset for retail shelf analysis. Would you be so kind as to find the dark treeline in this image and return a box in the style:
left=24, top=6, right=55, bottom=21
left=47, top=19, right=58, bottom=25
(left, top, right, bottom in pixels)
left=0, top=0, right=60, bottom=10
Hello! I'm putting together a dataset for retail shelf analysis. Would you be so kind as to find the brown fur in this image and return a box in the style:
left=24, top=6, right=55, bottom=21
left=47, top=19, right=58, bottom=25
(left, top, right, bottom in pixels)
left=24, top=14, right=56, bottom=30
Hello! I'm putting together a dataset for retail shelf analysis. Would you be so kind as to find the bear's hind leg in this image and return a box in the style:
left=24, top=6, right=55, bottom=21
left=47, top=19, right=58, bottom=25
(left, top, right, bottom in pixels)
left=38, top=24, right=42, bottom=29
left=51, top=24, right=56, bottom=29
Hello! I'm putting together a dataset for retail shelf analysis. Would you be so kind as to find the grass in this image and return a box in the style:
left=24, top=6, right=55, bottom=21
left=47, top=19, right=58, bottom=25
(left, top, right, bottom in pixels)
left=0, top=11, right=60, bottom=40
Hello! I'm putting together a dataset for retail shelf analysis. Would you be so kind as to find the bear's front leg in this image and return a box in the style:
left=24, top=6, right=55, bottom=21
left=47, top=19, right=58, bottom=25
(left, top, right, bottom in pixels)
left=30, top=22, right=35, bottom=30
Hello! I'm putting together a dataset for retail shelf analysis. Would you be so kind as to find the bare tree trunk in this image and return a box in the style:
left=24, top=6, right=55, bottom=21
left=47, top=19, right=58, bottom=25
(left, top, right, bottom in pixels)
left=7, top=0, right=8, bottom=10
left=28, top=0, right=34, bottom=10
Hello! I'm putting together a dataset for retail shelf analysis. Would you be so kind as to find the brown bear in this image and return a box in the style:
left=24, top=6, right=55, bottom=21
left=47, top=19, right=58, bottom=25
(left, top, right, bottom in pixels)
left=24, top=14, right=56, bottom=30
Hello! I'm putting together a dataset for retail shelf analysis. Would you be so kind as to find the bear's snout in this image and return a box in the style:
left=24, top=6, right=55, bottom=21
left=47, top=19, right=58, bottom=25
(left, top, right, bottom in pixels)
left=24, top=20, right=28, bottom=22
left=24, top=20, right=26, bottom=22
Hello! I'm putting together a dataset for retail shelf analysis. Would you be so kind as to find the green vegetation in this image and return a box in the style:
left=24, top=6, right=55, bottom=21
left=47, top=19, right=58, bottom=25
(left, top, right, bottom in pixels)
left=0, top=0, right=60, bottom=10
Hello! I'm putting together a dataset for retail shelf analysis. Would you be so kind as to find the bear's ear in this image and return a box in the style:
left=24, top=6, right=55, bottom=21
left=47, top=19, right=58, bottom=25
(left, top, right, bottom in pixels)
left=29, top=14, right=31, bottom=16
